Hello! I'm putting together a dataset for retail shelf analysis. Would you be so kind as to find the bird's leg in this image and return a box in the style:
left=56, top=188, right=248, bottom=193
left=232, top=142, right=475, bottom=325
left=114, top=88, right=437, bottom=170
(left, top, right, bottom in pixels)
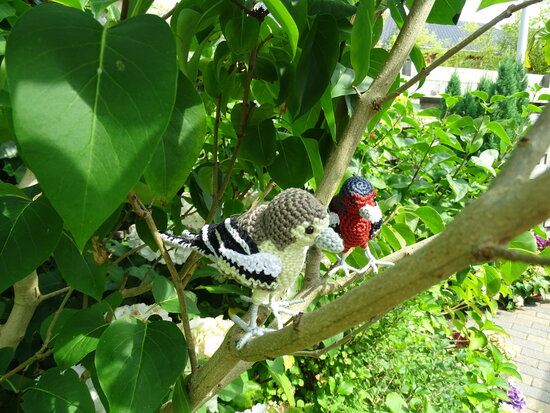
left=358, top=245, right=394, bottom=274
left=232, top=300, right=276, bottom=350
left=267, top=295, right=304, bottom=329
left=326, top=251, right=355, bottom=277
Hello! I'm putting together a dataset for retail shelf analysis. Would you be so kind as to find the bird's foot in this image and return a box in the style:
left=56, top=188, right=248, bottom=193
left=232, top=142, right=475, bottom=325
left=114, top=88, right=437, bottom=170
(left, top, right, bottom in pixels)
left=362, top=247, right=394, bottom=274
left=267, top=297, right=304, bottom=329
left=232, top=302, right=277, bottom=350
left=357, top=258, right=394, bottom=274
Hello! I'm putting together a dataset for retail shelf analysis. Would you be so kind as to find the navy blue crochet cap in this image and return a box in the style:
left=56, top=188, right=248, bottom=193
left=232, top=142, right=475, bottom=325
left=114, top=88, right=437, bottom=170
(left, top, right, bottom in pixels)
left=340, top=176, right=373, bottom=197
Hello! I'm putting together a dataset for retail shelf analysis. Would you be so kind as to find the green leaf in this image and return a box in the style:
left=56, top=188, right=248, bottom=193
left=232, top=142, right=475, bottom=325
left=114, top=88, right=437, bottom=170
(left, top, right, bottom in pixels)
left=380, top=225, right=406, bottom=251
left=54, top=307, right=108, bottom=369
left=0, top=195, right=62, bottom=293
left=152, top=276, right=199, bottom=315
left=427, top=0, right=466, bottom=25
left=54, top=234, right=106, bottom=301
left=172, top=375, right=192, bottom=413
left=6, top=4, right=177, bottom=249
left=385, top=392, right=407, bottom=413
left=266, top=136, right=313, bottom=188
left=291, top=14, right=339, bottom=118
left=135, top=206, right=168, bottom=251
left=196, top=283, right=246, bottom=295
left=446, top=174, right=469, bottom=202
left=263, top=0, right=299, bottom=58
left=478, top=0, right=514, bottom=10
left=468, top=329, right=487, bottom=350
left=0, top=181, right=27, bottom=198
left=174, top=8, right=201, bottom=75
left=144, top=76, right=205, bottom=203
left=22, top=368, right=95, bottom=413
left=266, top=359, right=295, bottom=407
left=486, top=121, right=511, bottom=145
left=301, top=137, right=324, bottom=188
left=351, top=0, right=373, bottom=86
left=239, top=119, right=277, bottom=167
left=95, top=319, right=187, bottom=413
left=50, top=0, right=82, bottom=10
left=223, top=13, right=259, bottom=56
left=483, top=265, right=501, bottom=297
left=411, top=206, right=444, bottom=234
left=469, top=91, right=488, bottom=102
left=509, top=231, right=537, bottom=253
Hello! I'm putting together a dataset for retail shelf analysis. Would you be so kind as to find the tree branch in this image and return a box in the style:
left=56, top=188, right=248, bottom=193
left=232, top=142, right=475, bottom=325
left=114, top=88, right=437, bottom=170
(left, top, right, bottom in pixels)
left=0, top=272, right=40, bottom=349
left=314, top=0, right=437, bottom=205
left=127, top=191, right=199, bottom=375
left=381, top=0, right=543, bottom=105
left=0, top=288, right=73, bottom=383
left=475, top=246, right=550, bottom=266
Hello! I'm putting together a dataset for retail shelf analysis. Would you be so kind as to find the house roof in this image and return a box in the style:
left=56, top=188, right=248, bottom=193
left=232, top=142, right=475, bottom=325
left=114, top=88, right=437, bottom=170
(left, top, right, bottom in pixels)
left=380, top=18, right=506, bottom=52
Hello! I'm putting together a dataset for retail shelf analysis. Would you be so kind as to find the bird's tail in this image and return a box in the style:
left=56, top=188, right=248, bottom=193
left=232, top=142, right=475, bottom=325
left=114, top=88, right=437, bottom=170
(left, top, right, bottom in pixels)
left=160, top=230, right=199, bottom=250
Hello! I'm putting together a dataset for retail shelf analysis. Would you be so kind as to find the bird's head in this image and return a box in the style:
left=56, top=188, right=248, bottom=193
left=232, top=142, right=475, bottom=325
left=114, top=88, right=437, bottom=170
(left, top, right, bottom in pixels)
left=338, top=177, right=377, bottom=211
left=262, top=188, right=343, bottom=252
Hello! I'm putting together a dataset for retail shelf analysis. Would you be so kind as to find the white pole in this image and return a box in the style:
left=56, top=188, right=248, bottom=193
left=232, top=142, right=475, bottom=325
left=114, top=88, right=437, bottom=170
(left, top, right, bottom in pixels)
left=516, top=7, right=529, bottom=64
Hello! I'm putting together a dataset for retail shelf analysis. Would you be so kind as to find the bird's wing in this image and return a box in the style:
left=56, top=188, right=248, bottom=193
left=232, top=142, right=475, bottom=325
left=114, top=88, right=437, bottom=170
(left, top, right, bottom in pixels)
left=215, top=218, right=283, bottom=290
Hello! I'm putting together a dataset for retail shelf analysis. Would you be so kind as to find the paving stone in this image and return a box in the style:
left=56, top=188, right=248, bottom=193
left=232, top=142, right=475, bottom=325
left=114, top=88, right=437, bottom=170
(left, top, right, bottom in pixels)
left=533, top=378, right=550, bottom=392
left=517, top=357, right=540, bottom=370
left=522, top=348, right=550, bottom=363
left=528, top=335, right=550, bottom=346
left=526, top=396, right=550, bottom=412
left=522, top=386, right=550, bottom=404
left=495, top=302, right=550, bottom=411
left=511, top=337, right=544, bottom=351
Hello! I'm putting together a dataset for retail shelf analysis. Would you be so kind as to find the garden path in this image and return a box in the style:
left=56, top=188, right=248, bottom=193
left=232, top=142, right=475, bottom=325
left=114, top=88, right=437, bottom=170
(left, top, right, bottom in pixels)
left=494, top=300, right=550, bottom=413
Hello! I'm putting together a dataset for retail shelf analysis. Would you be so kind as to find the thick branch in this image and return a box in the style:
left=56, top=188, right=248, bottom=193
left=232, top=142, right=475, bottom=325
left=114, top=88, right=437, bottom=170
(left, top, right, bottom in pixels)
left=0, top=272, right=40, bottom=349
left=315, top=0, right=437, bottom=205
left=237, top=167, right=550, bottom=361
left=382, top=0, right=543, bottom=105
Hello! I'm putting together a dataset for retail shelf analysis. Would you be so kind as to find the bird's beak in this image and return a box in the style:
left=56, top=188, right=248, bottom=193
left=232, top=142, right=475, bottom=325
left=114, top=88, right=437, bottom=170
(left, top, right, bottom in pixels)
left=359, top=204, right=382, bottom=222
left=315, top=227, right=344, bottom=253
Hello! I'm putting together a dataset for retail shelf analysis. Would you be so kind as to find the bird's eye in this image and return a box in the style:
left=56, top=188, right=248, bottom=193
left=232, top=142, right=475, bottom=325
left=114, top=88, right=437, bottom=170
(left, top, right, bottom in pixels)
left=305, top=226, right=314, bottom=234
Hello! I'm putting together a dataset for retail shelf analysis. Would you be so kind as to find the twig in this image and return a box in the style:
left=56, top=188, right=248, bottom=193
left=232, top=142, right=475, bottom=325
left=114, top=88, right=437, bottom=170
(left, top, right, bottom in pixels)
left=293, top=318, right=379, bottom=358
left=381, top=0, right=543, bottom=105
left=108, top=244, right=147, bottom=269
left=162, top=3, right=177, bottom=20
left=205, top=36, right=272, bottom=224
left=0, top=349, right=53, bottom=384
left=0, top=288, right=73, bottom=383
left=249, top=180, right=277, bottom=210
left=38, top=286, right=71, bottom=304
left=212, top=96, right=222, bottom=199
left=127, top=191, right=199, bottom=375
left=121, top=282, right=153, bottom=298
left=120, top=0, right=129, bottom=20
left=475, top=246, right=550, bottom=266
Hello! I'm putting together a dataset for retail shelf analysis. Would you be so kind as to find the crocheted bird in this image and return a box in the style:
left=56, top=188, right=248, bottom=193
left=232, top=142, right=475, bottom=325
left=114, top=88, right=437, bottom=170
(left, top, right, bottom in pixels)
left=160, top=188, right=344, bottom=349
left=327, top=176, right=393, bottom=276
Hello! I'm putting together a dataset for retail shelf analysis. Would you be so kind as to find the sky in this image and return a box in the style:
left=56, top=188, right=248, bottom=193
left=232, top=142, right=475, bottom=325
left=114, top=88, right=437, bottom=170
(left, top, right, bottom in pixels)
left=459, top=0, right=542, bottom=23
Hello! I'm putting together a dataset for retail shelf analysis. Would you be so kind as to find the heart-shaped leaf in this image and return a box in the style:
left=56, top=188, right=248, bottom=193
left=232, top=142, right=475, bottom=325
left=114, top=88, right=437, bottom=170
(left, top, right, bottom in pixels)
left=0, top=195, right=63, bottom=293
left=22, top=368, right=95, bottom=413
left=6, top=4, right=177, bottom=249
left=54, top=233, right=106, bottom=301
left=95, top=318, right=187, bottom=413
left=144, top=73, right=206, bottom=203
